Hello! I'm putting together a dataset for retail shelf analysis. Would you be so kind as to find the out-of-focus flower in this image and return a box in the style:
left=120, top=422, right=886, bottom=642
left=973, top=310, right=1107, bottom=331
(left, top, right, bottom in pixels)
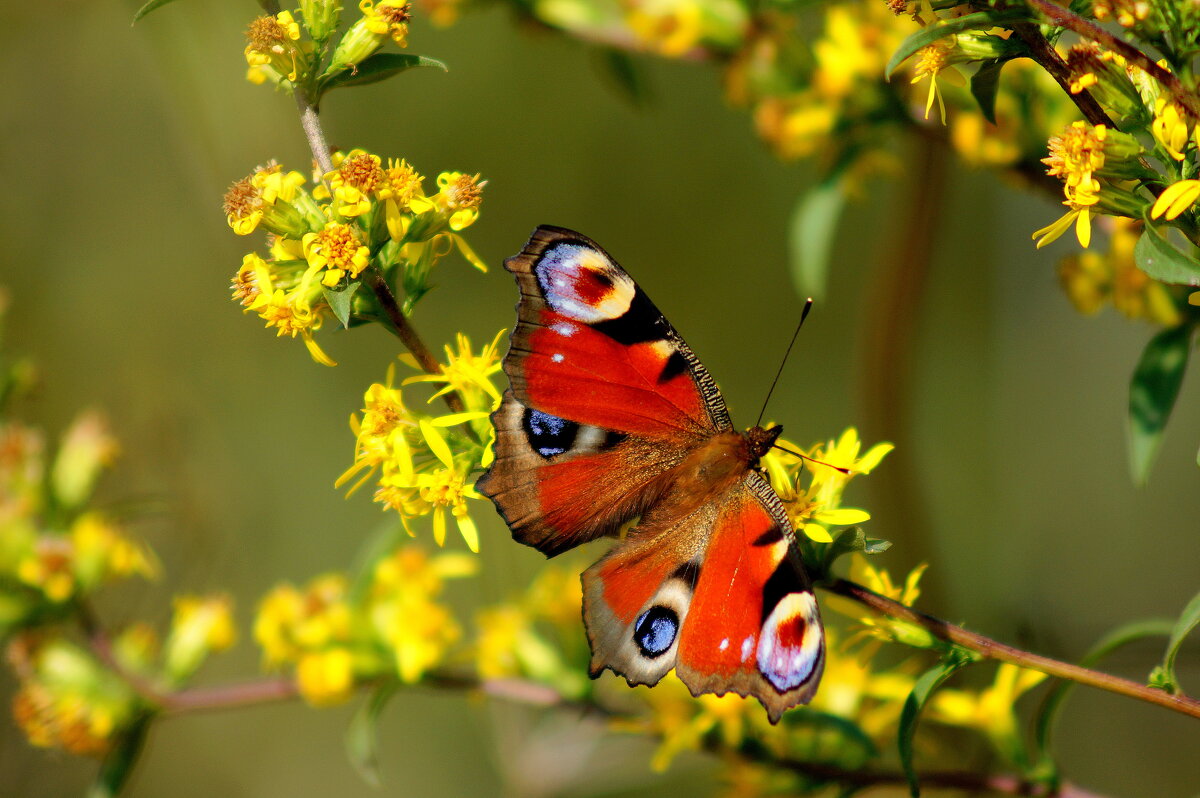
left=163, top=595, right=236, bottom=684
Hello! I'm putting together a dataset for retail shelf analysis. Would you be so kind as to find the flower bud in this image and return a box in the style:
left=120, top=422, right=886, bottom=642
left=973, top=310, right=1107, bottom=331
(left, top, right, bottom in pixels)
left=300, top=0, right=343, bottom=42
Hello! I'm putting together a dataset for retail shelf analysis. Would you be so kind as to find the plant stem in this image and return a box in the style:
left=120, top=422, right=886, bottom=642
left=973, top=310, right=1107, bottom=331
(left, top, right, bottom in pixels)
left=825, top=577, right=1200, bottom=720
left=286, top=65, right=467, bottom=414
left=1020, top=0, right=1200, bottom=120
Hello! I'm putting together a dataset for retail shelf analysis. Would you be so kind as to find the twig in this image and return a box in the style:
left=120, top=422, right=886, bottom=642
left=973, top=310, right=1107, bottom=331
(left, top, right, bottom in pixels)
left=1007, top=20, right=1117, bottom=128
left=77, top=601, right=168, bottom=707
left=1020, top=0, right=1200, bottom=120
left=825, top=578, right=1200, bottom=721
left=163, top=677, right=300, bottom=714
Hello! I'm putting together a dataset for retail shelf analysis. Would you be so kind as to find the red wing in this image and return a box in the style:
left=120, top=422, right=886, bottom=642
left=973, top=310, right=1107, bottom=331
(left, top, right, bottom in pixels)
left=675, top=472, right=824, bottom=722
left=477, top=391, right=689, bottom=556
left=581, top=473, right=825, bottom=723
left=478, top=226, right=732, bottom=555
left=502, top=226, right=731, bottom=439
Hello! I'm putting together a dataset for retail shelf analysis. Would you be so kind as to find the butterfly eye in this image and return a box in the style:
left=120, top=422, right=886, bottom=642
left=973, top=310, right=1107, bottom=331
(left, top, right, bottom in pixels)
left=634, top=606, right=679, bottom=658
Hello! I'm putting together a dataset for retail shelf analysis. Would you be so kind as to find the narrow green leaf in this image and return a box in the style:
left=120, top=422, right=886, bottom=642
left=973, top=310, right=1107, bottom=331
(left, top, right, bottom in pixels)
left=346, top=682, right=399, bottom=787
left=970, top=59, right=1011, bottom=124
left=132, top=0, right=183, bottom=23
left=1155, top=590, right=1200, bottom=694
left=1134, top=214, right=1200, bottom=286
left=324, top=281, right=361, bottom=329
left=898, top=658, right=970, bottom=796
left=596, top=48, right=653, bottom=107
left=863, top=538, right=892, bottom=554
left=87, top=716, right=151, bottom=798
left=1033, top=618, right=1172, bottom=778
left=320, top=53, right=448, bottom=96
left=789, top=179, right=847, bottom=301
left=885, top=12, right=1026, bottom=78
left=1127, top=324, right=1192, bottom=485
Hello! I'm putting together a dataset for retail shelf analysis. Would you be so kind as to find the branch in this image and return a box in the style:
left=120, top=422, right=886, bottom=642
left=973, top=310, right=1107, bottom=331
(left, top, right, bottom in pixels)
left=1020, top=0, right=1200, bottom=120
left=1007, top=20, right=1117, bottom=128
left=825, top=578, right=1200, bottom=721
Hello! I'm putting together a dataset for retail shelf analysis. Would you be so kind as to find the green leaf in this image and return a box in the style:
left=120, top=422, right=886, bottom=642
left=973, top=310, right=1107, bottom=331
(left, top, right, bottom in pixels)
left=596, top=48, right=653, bottom=107
left=1127, top=324, right=1193, bottom=485
left=346, top=682, right=399, bottom=787
left=898, top=658, right=971, bottom=796
left=970, top=59, right=1012, bottom=124
left=1154, top=590, right=1200, bottom=694
left=1032, top=618, right=1172, bottom=781
left=789, top=179, right=847, bottom=301
left=87, top=715, right=151, bottom=798
left=320, top=53, right=448, bottom=95
left=885, top=12, right=1027, bottom=78
left=132, top=0, right=183, bottom=23
left=1134, top=214, right=1200, bottom=286
left=324, top=281, right=362, bottom=329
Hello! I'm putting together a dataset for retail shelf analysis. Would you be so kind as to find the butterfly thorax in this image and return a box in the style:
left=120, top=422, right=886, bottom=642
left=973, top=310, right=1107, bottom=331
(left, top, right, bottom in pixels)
left=652, top=426, right=781, bottom=521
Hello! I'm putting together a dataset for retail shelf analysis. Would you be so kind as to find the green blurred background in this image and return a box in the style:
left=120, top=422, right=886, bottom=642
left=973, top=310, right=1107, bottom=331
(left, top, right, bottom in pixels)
left=2, top=1, right=1198, bottom=795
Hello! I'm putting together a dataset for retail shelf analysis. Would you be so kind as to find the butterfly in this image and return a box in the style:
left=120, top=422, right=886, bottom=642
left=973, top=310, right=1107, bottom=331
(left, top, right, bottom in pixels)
left=476, top=225, right=824, bottom=722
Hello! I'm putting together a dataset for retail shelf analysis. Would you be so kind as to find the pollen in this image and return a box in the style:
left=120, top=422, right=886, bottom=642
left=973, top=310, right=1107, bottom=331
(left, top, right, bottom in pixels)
left=444, top=173, right=485, bottom=210
left=886, top=0, right=909, bottom=15
left=314, top=224, right=366, bottom=273
left=379, top=2, right=412, bottom=24
left=382, top=159, right=423, bottom=204
left=913, top=40, right=951, bottom=78
left=1042, top=122, right=1107, bottom=202
left=246, top=15, right=288, bottom=51
left=222, top=176, right=262, bottom=220
left=339, top=153, right=384, bottom=193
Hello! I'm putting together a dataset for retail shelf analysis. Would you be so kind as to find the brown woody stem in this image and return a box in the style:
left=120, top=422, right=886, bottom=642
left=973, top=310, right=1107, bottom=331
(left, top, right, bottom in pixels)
left=825, top=578, right=1200, bottom=721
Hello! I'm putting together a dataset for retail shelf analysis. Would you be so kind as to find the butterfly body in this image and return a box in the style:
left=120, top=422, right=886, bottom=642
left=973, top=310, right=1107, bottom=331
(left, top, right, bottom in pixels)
left=478, top=226, right=824, bottom=722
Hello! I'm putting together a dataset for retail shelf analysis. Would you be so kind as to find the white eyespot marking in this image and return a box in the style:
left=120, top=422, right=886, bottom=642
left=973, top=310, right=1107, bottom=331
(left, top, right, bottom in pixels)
left=757, top=592, right=822, bottom=693
left=550, top=321, right=577, bottom=337
left=718, top=638, right=729, bottom=652
left=536, top=243, right=635, bottom=324
left=552, top=353, right=564, bottom=363
left=741, top=636, right=756, bottom=663
left=573, top=425, right=609, bottom=452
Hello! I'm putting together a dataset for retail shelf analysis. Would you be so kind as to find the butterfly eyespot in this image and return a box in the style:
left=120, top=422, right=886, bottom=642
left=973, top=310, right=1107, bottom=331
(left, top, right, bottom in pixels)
left=634, top=606, right=679, bottom=658
left=536, top=243, right=636, bottom=324
left=523, top=409, right=578, bottom=458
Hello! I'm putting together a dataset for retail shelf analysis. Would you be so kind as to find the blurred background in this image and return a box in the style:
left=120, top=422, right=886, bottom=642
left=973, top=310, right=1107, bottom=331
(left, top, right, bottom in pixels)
left=1, top=0, right=1198, bottom=795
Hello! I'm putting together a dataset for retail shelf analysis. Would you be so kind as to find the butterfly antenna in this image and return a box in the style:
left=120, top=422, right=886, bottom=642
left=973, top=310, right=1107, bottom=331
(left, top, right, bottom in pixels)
left=755, top=298, right=814, bottom=429
left=772, top=443, right=852, bottom=475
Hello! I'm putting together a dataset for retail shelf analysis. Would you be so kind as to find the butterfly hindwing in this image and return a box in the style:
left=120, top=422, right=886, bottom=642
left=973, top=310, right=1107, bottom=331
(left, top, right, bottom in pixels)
left=675, top=472, right=824, bottom=722
left=582, top=473, right=824, bottom=722
left=478, top=226, right=732, bottom=554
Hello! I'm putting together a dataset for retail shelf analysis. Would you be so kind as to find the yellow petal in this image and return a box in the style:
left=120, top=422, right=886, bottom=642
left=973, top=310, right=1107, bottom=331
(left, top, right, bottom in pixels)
left=419, top=419, right=454, bottom=468
left=855, top=442, right=894, bottom=473
left=803, top=523, right=833, bottom=543
left=455, top=512, right=480, bottom=553
left=1074, top=207, right=1092, bottom=248
left=429, top=411, right=490, bottom=426
left=815, top=507, right=871, bottom=525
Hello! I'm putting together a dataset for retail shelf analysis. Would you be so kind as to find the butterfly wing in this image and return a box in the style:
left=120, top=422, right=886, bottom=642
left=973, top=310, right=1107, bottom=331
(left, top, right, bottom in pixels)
left=478, top=226, right=732, bottom=555
left=583, top=471, right=825, bottom=722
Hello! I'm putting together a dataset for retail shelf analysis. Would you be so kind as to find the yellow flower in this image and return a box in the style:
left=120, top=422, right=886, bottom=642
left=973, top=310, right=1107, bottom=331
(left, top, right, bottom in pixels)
left=434, top=171, right=486, bottom=231
left=325, top=150, right=384, bottom=218
left=1150, top=179, right=1200, bottom=221
left=626, top=0, right=705, bottom=58
left=1153, top=98, right=1189, bottom=161
left=9, top=636, right=138, bottom=757
left=296, top=648, right=356, bottom=705
left=402, top=329, right=505, bottom=417
left=247, top=288, right=337, bottom=367
left=244, top=11, right=305, bottom=83
left=70, top=513, right=157, bottom=588
left=910, top=39, right=967, bottom=124
left=378, top=158, right=426, bottom=240
left=16, top=537, right=75, bottom=602
left=163, top=594, right=237, bottom=683
left=828, top=554, right=933, bottom=651
left=1058, top=251, right=1109, bottom=314
left=302, top=222, right=371, bottom=287
left=1032, top=203, right=1094, bottom=249
left=360, top=0, right=412, bottom=46
left=928, top=663, right=1046, bottom=764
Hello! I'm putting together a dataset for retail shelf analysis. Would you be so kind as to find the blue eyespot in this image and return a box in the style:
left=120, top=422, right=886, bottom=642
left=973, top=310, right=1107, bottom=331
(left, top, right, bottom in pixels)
left=634, top=606, right=679, bottom=658
left=522, top=409, right=578, bottom=458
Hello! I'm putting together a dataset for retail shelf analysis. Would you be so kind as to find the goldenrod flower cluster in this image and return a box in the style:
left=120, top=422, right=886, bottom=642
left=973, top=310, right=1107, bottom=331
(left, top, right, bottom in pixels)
left=254, top=546, right=476, bottom=705
left=225, top=151, right=486, bottom=366
left=0, top=357, right=235, bottom=757
left=337, top=332, right=501, bottom=551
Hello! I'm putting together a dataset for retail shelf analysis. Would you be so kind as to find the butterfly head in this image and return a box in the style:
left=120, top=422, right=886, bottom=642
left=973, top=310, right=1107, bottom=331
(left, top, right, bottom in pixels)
left=745, top=425, right=784, bottom=465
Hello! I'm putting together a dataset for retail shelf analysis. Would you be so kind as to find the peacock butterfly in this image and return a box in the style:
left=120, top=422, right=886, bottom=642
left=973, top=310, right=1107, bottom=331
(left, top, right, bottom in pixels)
left=476, top=225, right=824, bottom=722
